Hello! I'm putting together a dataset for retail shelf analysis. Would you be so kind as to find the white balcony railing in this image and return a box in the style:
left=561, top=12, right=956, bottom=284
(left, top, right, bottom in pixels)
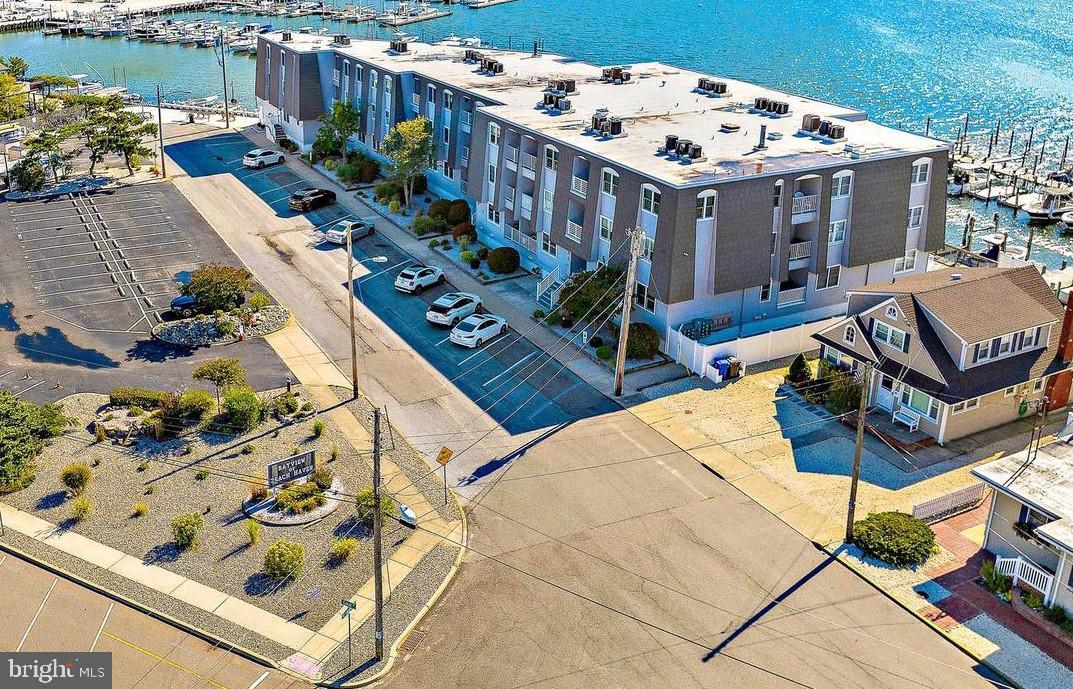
left=566, top=220, right=583, bottom=241
left=791, top=194, right=819, bottom=215
left=788, top=240, right=813, bottom=261
left=505, top=224, right=536, bottom=252
left=505, top=146, right=518, bottom=163
left=570, top=176, right=588, bottom=197
left=996, top=556, right=1056, bottom=603
left=521, top=152, right=537, bottom=171
left=460, top=110, right=472, bottom=128
left=777, top=286, right=806, bottom=307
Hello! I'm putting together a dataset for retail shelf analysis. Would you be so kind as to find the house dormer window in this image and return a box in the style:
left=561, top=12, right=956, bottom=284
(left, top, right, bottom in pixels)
left=844, top=326, right=856, bottom=345
left=873, top=320, right=908, bottom=352
left=971, top=326, right=1044, bottom=364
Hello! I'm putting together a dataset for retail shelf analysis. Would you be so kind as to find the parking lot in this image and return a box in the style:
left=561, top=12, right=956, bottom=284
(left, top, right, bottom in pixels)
left=0, top=182, right=289, bottom=403
left=166, top=133, right=617, bottom=434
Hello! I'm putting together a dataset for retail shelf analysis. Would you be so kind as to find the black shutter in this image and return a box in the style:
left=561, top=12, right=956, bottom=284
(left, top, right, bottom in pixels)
left=972, top=343, right=980, bottom=363
left=991, top=338, right=1000, bottom=358
left=902, top=333, right=911, bottom=353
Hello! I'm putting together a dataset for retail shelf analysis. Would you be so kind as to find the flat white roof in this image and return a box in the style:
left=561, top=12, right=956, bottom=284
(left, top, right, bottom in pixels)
left=972, top=439, right=1073, bottom=553
left=265, top=33, right=948, bottom=187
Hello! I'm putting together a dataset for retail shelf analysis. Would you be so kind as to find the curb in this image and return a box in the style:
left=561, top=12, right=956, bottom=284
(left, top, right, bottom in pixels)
left=829, top=545, right=1026, bottom=689
left=0, top=538, right=293, bottom=679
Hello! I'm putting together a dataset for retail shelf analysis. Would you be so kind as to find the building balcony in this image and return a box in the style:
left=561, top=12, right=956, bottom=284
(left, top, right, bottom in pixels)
left=460, top=110, right=472, bottom=129
left=787, top=239, right=813, bottom=270
left=521, top=153, right=537, bottom=180
left=791, top=194, right=819, bottom=222
left=570, top=176, right=588, bottom=198
left=519, top=193, right=533, bottom=220
left=505, top=224, right=536, bottom=253
left=777, top=284, right=807, bottom=307
left=504, top=146, right=518, bottom=171
left=566, top=220, right=583, bottom=241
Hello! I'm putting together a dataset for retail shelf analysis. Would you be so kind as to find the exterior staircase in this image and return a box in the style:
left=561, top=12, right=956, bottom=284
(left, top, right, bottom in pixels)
left=536, top=278, right=565, bottom=310
left=271, top=124, right=286, bottom=144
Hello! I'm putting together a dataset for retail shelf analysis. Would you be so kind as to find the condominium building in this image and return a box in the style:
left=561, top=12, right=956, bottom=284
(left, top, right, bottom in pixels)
left=254, top=32, right=949, bottom=357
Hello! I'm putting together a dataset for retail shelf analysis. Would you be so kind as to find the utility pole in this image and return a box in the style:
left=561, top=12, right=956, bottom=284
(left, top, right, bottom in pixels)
left=845, top=362, right=872, bottom=544
left=372, top=408, right=385, bottom=661
left=613, top=228, right=645, bottom=397
left=346, top=228, right=359, bottom=399
left=155, top=83, right=166, bottom=178
left=218, top=30, right=231, bottom=128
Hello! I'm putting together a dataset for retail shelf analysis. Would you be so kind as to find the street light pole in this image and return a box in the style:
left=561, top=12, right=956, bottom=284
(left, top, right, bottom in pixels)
left=155, top=83, right=166, bottom=178
left=372, top=407, right=385, bottom=661
left=845, top=362, right=872, bottom=543
left=613, top=228, right=645, bottom=397
left=346, top=228, right=359, bottom=399
left=218, top=30, right=231, bottom=128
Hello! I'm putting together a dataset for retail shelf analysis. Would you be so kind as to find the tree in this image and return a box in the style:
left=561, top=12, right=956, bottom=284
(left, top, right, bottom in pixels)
left=24, top=127, right=81, bottom=182
left=1, top=56, right=29, bottom=80
left=192, top=357, right=246, bottom=406
left=221, top=385, right=261, bottom=432
left=0, top=391, right=70, bottom=494
left=182, top=263, right=252, bottom=312
left=30, top=74, right=76, bottom=98
left=8, top=157, right=46, bottom=192
left=106, top=109, right=156, bottom=175
left=380, top=116, right=433, bottom=207
left=313, top=100, right=360, bottom=160
left=0, top=73, right=26, bottom=123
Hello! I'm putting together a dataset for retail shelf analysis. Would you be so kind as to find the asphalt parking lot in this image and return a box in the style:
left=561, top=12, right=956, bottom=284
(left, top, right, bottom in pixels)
left=166, top=133, right=617, bottom=434
left=0, top=550, right=306, bottom=689
left=0, top=183, right=289, bottom=403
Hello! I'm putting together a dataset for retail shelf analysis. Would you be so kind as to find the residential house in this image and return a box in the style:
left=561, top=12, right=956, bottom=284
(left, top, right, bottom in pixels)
left=812, top=266, right=1073, bottom=444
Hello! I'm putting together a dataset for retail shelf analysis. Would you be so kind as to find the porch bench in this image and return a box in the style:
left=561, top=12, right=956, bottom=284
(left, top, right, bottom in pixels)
left=892, top=408, right=920, bottom=433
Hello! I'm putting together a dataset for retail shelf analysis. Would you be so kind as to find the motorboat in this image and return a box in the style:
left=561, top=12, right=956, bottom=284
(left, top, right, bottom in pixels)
left=947, top=162, right=990, bottom=196
left=379, top=1, right=450, bottom=27
left=1022, top=189, right=1073, bottom=222
left=1057, top=211, right=1073, bottom=236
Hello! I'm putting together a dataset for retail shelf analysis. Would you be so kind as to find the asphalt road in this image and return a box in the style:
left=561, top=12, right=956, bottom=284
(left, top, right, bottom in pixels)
left=162, top=125, right=1007, bottom=689
left=0, top=183, right=289, bottom=404
left=0, top=549, right=306, bottom=689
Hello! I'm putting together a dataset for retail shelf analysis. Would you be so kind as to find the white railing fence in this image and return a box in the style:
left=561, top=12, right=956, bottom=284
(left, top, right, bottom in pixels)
left=505, top=225, right=535, bottom=253
left=537, top=266, right=560, bottom=299
left=912, top=483, right=989, bottom=523
left=996, top=556, right=1056, bottom=603
left=791, top=194, right=819, bottom=215
left=788, top=240, right=813, bottom=261
left=571, top=176, right=588, bottom=197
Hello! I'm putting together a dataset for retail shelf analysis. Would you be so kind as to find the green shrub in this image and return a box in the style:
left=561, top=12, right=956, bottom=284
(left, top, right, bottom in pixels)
left=312, top=420, right=325, bottom=438
left=241, top=444, right=255, bottom=455
left=1062, top=618, right=1073, bottom=636
left=311, top=467, right=333, bottom=490
left=374, top=181, right=401, bottom=202
left=1023, top=590, right=1044, bottom=610
left=428, top=198, right=452, bottom=221
left=596, top=345, right=613, bottom=360
left=469, top=257, right=481, bottom=269
left=181, top=444, right=193, bottom=455
left=300, top=401, right=314, bottom=412
left=249, top=292, right=271, bottom=312
left=428, top=239, right=439, bottom=249
left=195, top=470, right=208, bottom=481
left=1043, top=604, right=1069, bottom=625
left=275, top=482, right=326, bottom=514
left=624, top=322, right=660, bottom=359
left=95, top=423, right=107, bottom=443
left=824, top=378, right=862, bottom=415
left=176, top=388, right=214, bottom=419
left=411, top=173, right=427, bottom=194
left=388, top=199, right=401, bottom=214
left=852, top=512, right=936, bottom=568
left=457, top=235, right=471, bottom=252
left=270, top=392, right=300, bottom=417
left=477, top=246, right=490, bottom=260
left=804, top=358, right=837, bottom=404
left=129, top=405, right=146, bottom=417
left=487, top=247, right=520, bottom=274
left=222, top=386, right=262, bottom=432
left=588, top=335, right=604, bottom=348
left=447, top=199, right=471, bottom=225
left=132, top=502, right=148, bottom=517
left=110, top=387, right=170, bottom=409
left=459, top=250, right=476, bottom=264
left=329, top=537, right=358, bottom=563
left=558, top=268, right=623, bottom=322
left=71, top=496, right=92, bottom=522
left=532, top=309, right=546, bottom=319
left=171, top=512, right=204, bottom=550
left=355, top=485, right=396, bottom=525
left=215, top=319, right=236, bottom=337
left=786, top=354, right=812, bottom=385
left=60, top=463, right=93, bottom=496
left=245, top=518, right=261, bottom=545
left=144, top=484, right=155, bottom=495
left=412, top=214, right=445, bottom=236
left=264, top=540, right=304, bottom=579
left=330, top=444, right=340, bottom=462
left=136, top=461, right=150, bottom=472
left=452, top=221, right=476, bottom=241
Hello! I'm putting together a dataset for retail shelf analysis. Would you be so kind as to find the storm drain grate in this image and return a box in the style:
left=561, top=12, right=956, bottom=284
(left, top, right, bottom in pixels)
left=397, top=630, right=426, bottom=655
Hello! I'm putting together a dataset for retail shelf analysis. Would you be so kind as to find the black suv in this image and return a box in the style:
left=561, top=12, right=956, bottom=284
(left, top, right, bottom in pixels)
left=288, top=187, right=337, bottom=211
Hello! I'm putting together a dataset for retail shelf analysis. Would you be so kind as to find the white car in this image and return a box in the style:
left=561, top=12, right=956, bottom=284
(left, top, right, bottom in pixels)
left=323, top=219, right=375, bottom=244
left=426, top=292, right=481, bottom=326
left=449, top=314, right=507, bottom=348
left=394, top=264, right=444, bottom=294
left=242, top=148, right=285, bottom=169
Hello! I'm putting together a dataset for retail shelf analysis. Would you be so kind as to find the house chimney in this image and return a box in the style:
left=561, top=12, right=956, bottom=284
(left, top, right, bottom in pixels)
left=1060, top=293, right=1073, bottom=364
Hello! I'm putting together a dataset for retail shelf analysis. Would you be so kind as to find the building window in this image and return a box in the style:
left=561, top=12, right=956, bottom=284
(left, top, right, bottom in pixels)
left=873, top=320, right=908, bottom=351
left=412, top=92, right=420, bottom=108
left=759, top=281, right=771, bottom=303
left=900, top=386, right=940, bottom=421
left=370, top=70, right=378, bottom=92
left=426, top=83, right=435, bottom=103
left=634, top=281, right=655, bottom=312
left=487, top=163, right=497, bottom=185
left=1033, top=378, right=1045, bottom=392
left=460, top=145, right=470, bottom=164
left=443, top=90, right=453, bottom=110
left=460, top=180, right=468, bottom=194
left=911, top=160, right=930, bottom=185
left=642, top=186, right=661, bottom=216
left=1004, top=385, right=1017, bottom=397
left=640, top=235, right=654, bottom=262
left=773, top=180, right=783, bottom=208
left=565, top=221, right=581, bottom=242
left=355, top=65, right=363, bottom=84
left=894, top=249, right=918, bottom=273
left=541, top=232, right=556, bottom=256
left=844, top=326, right=856, bottom=344
left=544, top=147, right=559, bottom=171
left=488, top=122, right=500, bottom=146
left=771, top=229, right=778, bottom=256
left=828, top=220, right=846, bottom=243
left=601, top=169, right=619, bottom=196
left=1018, top=505, right=1052, bottom=531
left=907, top=206, right=924, bottom=229
left=442, top=126, right=450, bottom=145
left=831, top=174, right=852, bottom=198
left=695, top=193, right=716, bottom=220
left=886, top=306, right=898, bottom=318
left=542, top=188, right=554, bottom=213
left=599, top=216, right=612, bottom=242
left=952, top=398, right=979, bottom=414
left=818, top=265, right=841, bottom=290
left=486, top=205, right=501, bottom=225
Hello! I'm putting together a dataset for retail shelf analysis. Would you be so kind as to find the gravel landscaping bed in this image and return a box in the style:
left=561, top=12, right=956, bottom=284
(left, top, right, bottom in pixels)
left=317, top=543, right=459, bottom=684
left=3, top=389, right=408, bottom=633
left=152, top=305, right=290, bottom=347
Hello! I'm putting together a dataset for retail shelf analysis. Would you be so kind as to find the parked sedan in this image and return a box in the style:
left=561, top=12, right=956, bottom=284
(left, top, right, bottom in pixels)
left=450, top=314, right=508, bottom=348
left=323, top=218, right=375, bottom=244
left=287, top=187, right=336, bottom=211
left=426, top=292, right=481, bottom=326
left=394, top=264, right=444, bottom=294
left=242, top=148, right=285, bottom=169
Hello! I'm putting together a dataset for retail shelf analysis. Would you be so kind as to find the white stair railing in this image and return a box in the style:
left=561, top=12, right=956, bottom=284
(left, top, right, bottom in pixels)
left=995, top=556, right=1056, bottom=603
left=537, top=266, right=560, bottom=300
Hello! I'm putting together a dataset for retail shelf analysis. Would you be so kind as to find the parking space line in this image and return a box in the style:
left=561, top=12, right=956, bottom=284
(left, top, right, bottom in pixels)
left=246, top=671, right=271, bottom=689
left=114, top=239, right=193, bottom=253
left=311, top=214, right=353, bottom=232
left=34, top=271, right=113, bottom=285
left=358, top=259, right=412, bottom=283
left=16, top=222, right=174, bottom=242
left=12, top=207, right=165, bottom=224
left=43, top=310, right=150, bottom=336
left=236, top=166, right=284, bottom=181
left=435, top=334, right=452, bottom=346
left=16, top=577, right=56, bottom=651
left=93, top=220, right=177, bottom=232
left=44, top=293, right=171, bottom=311
left=14, top=380, right=48, bottom=397
left=483, top=351, right=539, bottom=388
left=90, top=602, right=113, bottom=652
left=65, top=196, right=160, bottom=209
left=98, top=630, right=234, bottom=689
left=258, top=180, right=307, bottom=196
left=21, top=228, right=183, bottom=252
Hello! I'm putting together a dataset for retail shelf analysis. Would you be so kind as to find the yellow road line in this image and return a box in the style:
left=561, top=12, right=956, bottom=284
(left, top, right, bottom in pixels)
left=99, top=630, right=234, bottom=689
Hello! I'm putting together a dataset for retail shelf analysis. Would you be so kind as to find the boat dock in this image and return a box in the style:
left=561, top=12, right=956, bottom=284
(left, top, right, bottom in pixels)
left=379, top=7, right=451, bottom=27
left=467, top=0, right=520, bottom=8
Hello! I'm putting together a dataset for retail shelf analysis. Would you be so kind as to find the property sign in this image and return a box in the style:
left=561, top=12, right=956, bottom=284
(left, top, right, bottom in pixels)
left=436, top=446, right=453, bottom=466
left=267, top=450, right=316, bottom=488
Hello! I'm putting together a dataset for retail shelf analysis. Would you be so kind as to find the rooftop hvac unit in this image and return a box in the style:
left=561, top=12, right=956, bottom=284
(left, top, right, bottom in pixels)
left=664, top=133, right=679, bottom=152
left=556, top=96, right=571, bottom=111
left=280, top=31, right=292, bottom=41
left=676, top=139, right=692, bottom=156
left=609, top=66, right=624, bottom=82
left=754, top=97, right=769, bottom=110
left=818, top=120, right=832, bottom=137
left=298, top=26, right=311, bottom=34
left=491, top=61, right=504, bottom=75
left=829, top=124, right=846, bottom=139
left=713, top=81, right=727, bottom=94
left=801, top=113, right=820, bottom=131
left=697, top=77, right=710, bottom=90
left=620, top=71, right=631, bottom=82
left=480, top=57, right=491, bottom=71
left=766, top=100, right=778, bottom=113
left=333, top=34, right=350, bottom=46
left=688, top=143, right=703, bottom=159
left=543, top=92, right=557, bottom=107
left=464, top=49, right=482, bottom=62
left=608, top=117, right=623, bottom=136
left=389, top=39, right=408, bottom=53
left=776, top=101, right=789, bottom=115
left=720, top=122, right=741, bottom=133
left=601, top=67, right=613, bottom=80
left=591, top=112, right=608, bottom=131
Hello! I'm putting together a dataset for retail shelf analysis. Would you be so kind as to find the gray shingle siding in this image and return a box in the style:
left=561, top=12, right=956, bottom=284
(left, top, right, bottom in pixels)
left=924, top=148, right=949, bottom=253
left=847, top=157, right=913, bottom=266
left=715, top=176, right=780, bottom=294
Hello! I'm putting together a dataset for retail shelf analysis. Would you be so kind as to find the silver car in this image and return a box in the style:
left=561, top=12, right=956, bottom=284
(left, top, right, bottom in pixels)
left=394, top=264, right=445, bottom=294
left=323, top=219, right=375, bottom=244
left=426, top=292, right=481, bottom=326
left=450, top=314, right=507, bottom=348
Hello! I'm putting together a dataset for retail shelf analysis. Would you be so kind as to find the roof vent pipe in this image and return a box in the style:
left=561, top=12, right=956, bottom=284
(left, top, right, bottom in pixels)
left=757, top=124, right=767, bottom=149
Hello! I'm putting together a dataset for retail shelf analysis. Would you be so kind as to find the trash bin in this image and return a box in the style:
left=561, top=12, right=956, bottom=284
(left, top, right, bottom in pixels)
left=187, top=113, right=195, bottom=124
